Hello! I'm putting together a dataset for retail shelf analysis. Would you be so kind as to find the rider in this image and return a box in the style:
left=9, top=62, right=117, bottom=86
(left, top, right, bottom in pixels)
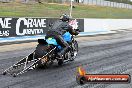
left=45, top=14, right=79, bottom=59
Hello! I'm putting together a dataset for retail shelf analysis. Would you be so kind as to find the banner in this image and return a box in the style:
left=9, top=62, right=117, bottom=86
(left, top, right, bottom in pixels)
left=0, top=17, right=84, bottom=37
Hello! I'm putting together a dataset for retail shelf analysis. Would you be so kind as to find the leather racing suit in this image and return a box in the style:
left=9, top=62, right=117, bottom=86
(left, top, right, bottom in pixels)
left=45, top=20, right=79, bottom=58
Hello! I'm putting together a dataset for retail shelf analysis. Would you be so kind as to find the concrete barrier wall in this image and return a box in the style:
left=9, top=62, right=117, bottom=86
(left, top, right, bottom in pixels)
left=1, top=17, right=132, bottom=43
left=84, top=19, right=132, bottom=33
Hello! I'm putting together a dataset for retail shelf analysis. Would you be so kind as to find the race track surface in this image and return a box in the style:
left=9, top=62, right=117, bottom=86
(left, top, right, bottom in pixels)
left=0, top=30, right=132, bottom=88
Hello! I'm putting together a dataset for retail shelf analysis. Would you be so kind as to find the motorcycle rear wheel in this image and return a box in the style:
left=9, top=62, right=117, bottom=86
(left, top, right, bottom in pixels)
left=58, top=59, right=64, bottom=66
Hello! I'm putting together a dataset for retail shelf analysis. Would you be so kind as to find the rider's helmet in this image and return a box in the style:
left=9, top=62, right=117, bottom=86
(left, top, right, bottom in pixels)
left=60, top=14, right=70, bottom=22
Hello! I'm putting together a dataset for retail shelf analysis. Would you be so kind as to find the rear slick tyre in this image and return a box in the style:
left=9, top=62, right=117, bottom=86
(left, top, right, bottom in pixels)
left=58, top=59, right=63, bottom=66
left=2, top=72, right=6, bottom=75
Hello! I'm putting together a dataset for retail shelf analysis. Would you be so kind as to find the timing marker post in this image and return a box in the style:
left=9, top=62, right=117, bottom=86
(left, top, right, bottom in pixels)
left=70, top=0, right=74, bottom=18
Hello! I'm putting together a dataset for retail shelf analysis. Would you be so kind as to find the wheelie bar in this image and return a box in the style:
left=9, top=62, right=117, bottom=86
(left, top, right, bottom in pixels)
left=2, top=47, right=56, bottom=77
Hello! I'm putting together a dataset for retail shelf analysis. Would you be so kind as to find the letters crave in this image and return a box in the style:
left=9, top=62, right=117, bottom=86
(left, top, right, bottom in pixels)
left=0, top=18, right=12, bottom=28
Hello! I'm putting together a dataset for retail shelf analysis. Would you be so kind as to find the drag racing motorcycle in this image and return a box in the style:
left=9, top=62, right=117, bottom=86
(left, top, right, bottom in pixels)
left=35, top=31, right=79, bottom=67
left=2, top=19, right=79, bottom=77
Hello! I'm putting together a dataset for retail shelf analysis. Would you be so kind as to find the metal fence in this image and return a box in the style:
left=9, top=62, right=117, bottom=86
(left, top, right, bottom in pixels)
left=46, top=0, right=132, bottom=9
left=39, top=0, right=132, bottom=9
left=82, top=0, right=132, bottom=9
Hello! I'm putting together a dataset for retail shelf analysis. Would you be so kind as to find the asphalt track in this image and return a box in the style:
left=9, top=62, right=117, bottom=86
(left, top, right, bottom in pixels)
left=0, top=30, right=132, bottom=88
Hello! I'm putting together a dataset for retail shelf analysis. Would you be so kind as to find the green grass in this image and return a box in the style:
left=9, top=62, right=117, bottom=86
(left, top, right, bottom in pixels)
left=0, top=2, right=132, bottom=18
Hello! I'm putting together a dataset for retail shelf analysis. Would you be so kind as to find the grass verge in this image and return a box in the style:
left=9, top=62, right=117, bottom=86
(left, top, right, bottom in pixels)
left=0, top=2, right=132, bottom=18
